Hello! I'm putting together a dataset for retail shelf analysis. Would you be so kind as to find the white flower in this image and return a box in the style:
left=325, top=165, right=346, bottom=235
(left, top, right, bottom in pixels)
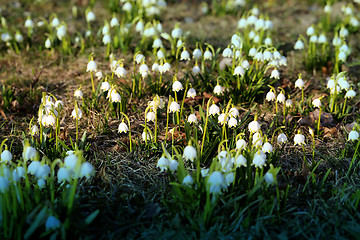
left=214, top=85, right=224, bottom=95
left=192, top=65, right=201, bottom=75
left=86, top=11, right=96, bottom=22
left=24, top=146, right=37, bottom=161
left=183, top=145, right=197, bottom=162
left=252, top=132, right=263, bottom=147
left=51, top=17, right=60, bottom=28
left=233, top=66, right=245, bottom=76
left=152, top=38, right=163, bottom=48
left=86, top=60, right=97, bottom=72
left=318, top=34, right=327, bottom=44
left=37, top=179, right=46, bottom=188
left=225, top=172, right=235, bottom=186
left=15, top=33, right=23, bottom=42
left=139, top=64, right=149, bottom=78
left=115, top=66, right=127, bottom=78
left=306, top=26, right=315, bottom=36
left=110, top=17, right=119, bottom=27
left=264, top=37, right=272, bottom=46
left=111, top=92, right=121, bottom=103
left=172, top=81, right=183, bottom=92
left=152, top=63, right=159, bottom=72
left=309, top=35, right=318, bottom=43
left=57, top=167, right=72, bottom=182
left=263, top=51, right=273, bottom=61
left=182, top=175, right=194, bottom=186
left=45, top=216, right=61, bottom=231
left=1, top=150, right=12, bottom=163
left=123, top=2, right=132, bottom=11
left=135, top=54, right=145, bottom=64
left=252, top=153, right=266, bottom=168
left=118, top=122, right=129, bottom=133
left=28, top=161, right=41, bottom=175
left=277, top=93, right=285, bottom=103
left=135, top=21, right=144, bottom=33
left=345, top=90, right=356, bottom=98
left=235, top=155, right=247, bottom=167
left=249, top=47, right=257, bottom=57
left=295, top=78, right=305, bottom=89
left=74, top=89, right=83, bottom=99
left=248, top=120, right=260, bottom=133
left=187, top=114, right=197, bottom=124
left=324, top=5, right=332, bottom=13
left=204, top=50, right=212, bottom=60
left=187, top=88, right=196, bottom=98
left=31, top=125, right=39, bottom=135
left=262, top=142, right=273, bottom=153
left=294, top=39, right=304, bottom=50
left=264, top=172, right=275, bottom=184
left=286, top=99, right=293, bottom=107
left=222, top=48, right=233, bottom=58
left=169, top=101, right=180, bottom=113
left=1, top=33, right=12, bottom=42
left=180, top=50, right=191, bottom=61
left=277, top=133, right=288, bottom=144
left=146, top=111, right=156, bottom=122
left=80, top=162, right=94, bottom=179
left=209, top=104, right=220, bottom=116
left=0, top=177, right=9, bottom=193
left=35, top=164, right=51, bottom=179
left=338, top=52, right=347, bottom=62
left=270, top=69, right=280, bottom=79
left=218, top=113, right=228, bottom=125
left=193, top=48, right=202, bottom=60
left=254, top=52, right=264, bottom=61
left=207, top=171, right=225, bottom=194
left=242, top=60, right=250, bottom=69
left=102, top=34, right=111, bottom=45
left=236, top=139, right=247, bottom=150
left=169, top=159, right=179, bottom=172
left=266, top=91, right=276, bottom=101
left=56, top=25, right=67, bottom=40
left=25, top=18, right=34, bottom=28
left=294, top=134, right=305, bottom=145
left=229, top=107, right=239, bottom=118
left=312, top=98, right=321, bottom=108
left=72, top=108, right=82, bottom=119
left=101, top=82, right=111, bottom=91
left=332, top=36, right=341, bottom=46
left=64, top=154, right=79, bottom=170
left=348, top=131, right=359, bottom=141
left=44, top=38, right=52, bottom=49
left=228, top=117, right=238, bottom=128
left=171, top=28, right=183, bottom=39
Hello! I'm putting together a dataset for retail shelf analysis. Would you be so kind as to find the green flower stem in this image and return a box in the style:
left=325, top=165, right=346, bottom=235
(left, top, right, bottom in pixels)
left=317, top=108, right=321, bottom=135
left=120, top=112, right=132, bottom=151
left=90, top=71, right=95, bottom=96
left=201, top=97, right=212, bottom=155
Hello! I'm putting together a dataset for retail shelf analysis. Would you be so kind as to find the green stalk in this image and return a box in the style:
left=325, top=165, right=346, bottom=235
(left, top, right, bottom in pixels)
left=317, top=108, right=321, bottom=135
left=201, top=97, right=212, bottom=155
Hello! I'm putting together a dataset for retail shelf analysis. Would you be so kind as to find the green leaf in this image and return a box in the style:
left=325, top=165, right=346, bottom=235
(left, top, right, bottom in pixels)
left=85, top=209, right=100, bottom=225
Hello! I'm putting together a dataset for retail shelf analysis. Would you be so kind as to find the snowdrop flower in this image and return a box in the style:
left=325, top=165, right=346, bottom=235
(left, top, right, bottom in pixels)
left=294, top=133, right=305, bottom=145
left=348, top=131, right=359, bottom=141
left=249, top=47, right=257, bottom=57
left=143, top=27, right=156, bottom=38
left=277, top=93, right=285, bottom=103
left=264, top=171, right=275, bottom=184
left=225, top=172, right=235, bottom=186
left=233, top=66, right=245, bottom=76
left=192, top=65, right=201, bottom=75
left=37, top=179, right=46, bottom=188
left=338, top=52, right=347, bottom=62
left=172, top=80, right=183, bottom=92
left=111, top=92, right=121, bottom=103
left=338, top=78, right=349, bottom=91
left=188, top=114, right=197, bottom=124
left=24, top=146, right=37, bottom=161
left=44, top=38, right=52, bottom=49
left=152, top=62, right=159, bottom=72
left=252, top=132, right=263, bottom=147
left=252, top=152, right=266, bottom=168
left=222, top=48, right=233, bottom=58
left=15, top=32, right=23, bottom=42
left=339, top=27, right=349, bottom=38
left=270, top=69, right=280, bottom=79
left=28, top=161, right=41, bottom=175
left=324, top=5, right=332, bottom=13
left=0, top=177, right=9, bottom=193
left=306, top=26, right=315, bottom=36
left=176, top=39, right=183, bottom=48
left=64, top=153, right=78, bottom=170
left=187, top=88, right=196, bottom=98
left=57, top=167, right=72, bottom=182
left=235, top=154, right=247, bottom=167
left=318, top=34, right=327, bottom=44
left=263, top=51, right=273, bottom=61
left=56, top=25, right=67, bottom=40
left=169, top=101, right=180, bottom=113
left=25, top=18, right=34, bottom=28
left=102, top=25, right=110, bottom=35
left=248, top=120, right=260, bottom=133
left=294, top=39, right=305, bottom=50
left=218, top=113, right=228, bottom=125
left=1, top=150, right=12, bottom=163
left=169, top=159, right=178, bottom=172
left=156, top=49, right=165, bottom=59
left=51, top=17, right=60, bottom=28
left=135, top=54, right=145, bottom=64
left=87, top=60, right=97, bottom=72
left=264, top=37, right=272, bottom=46
left=248, top=30, right=256, bottom=39
left=72, top=108, right=82, bottom=119
left=286, top=99, right=293, bottom=107
left=118, top=122, right=129, bottom=133
left=238, top=18, right=247, bottom=28
left=332, top=36, right=341, bottom=47
left=146, top=111, right=156, bottom=122
left=182, top=175, right=194, bottom=186
left=345, top=89, right=356, bottom=98
left=45, top=216, right=61, bottom=231
left=350, top=17, right=359, bottom=27
left=193, top=48, right=202, bottom=60
left=110, top=17, right=119, bottom=27
left=209, top=104, right=220, bottom=116
left=31, top=125, right=39, bottom=136
left=309, top=35, right=318, bottom=43
left=122, top=2, right=132, bottom=11
left=295, top=77, right=305, bottom=89
left=312, top=98, right=321, bottom=108
left=229, top=107, right=239, bottom=118
left=200, top=169, right=209, bottom=177
left=152, top=38, right=163, bottom=48
left=241, top=60, right=250, bottom=70
left=1, top=33, right=12, bottom=42
left=262, top=142, right=273, bottom=153
left=102, top=34, right=111, bottom=45
left=42, top=115, right=56, bottom=127
left=254, top=52, right=264, bottom=61
left=35, top=164, right=51, bottom=179
left=266, top=91, right=276, bottom=101
left=135, top=21, right=144, bottom=33
left=236, top=139, right=247, bottom=150
left=277, top=133, right=288, bottom=144
left=139, top=64, right=149, bottom=78
left=101, top=82, right=111, bottom=91
left=171, top=27, right=183, bottom=39
left=207, top=171, right=225, bottom=194
left=180, top=49, right=190, bottom=61
left=272, top=51, right=281, bottom=60
left=204, top=50, right=212, bottom=60
left=214, top=84, right=224, bottom=95
left=115, top=66, right=127, bottom=78
left=228, top=117, right=238, bottom=128
left=86, top=11, right=96, bottom=22
left=183, top=145, right=197, bottom=162
left=74, top=89, right=83, bottom=98
left=80, top=162, right=94, bottom=179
